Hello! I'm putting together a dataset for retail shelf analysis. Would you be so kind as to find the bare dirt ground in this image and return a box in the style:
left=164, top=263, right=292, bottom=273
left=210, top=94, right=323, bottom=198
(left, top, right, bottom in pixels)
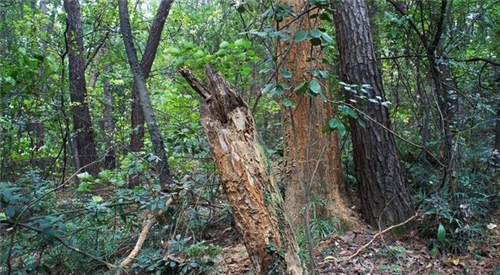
left=215, top=211, right=500, bottom=274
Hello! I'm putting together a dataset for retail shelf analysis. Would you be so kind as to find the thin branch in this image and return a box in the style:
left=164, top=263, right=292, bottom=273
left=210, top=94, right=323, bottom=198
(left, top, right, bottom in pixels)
left=386, top=0, right=429, bottom=50
left=336, top=101, right=446, bottom=168
left=452, top=57, right=500, bottom=67
left=344, top=213, right=418, bottom=262
left=84, top=30, right=110, bottom=70
left=1, top=220, right=115, bottom=269
left=430, top=0, right=448, bottom=53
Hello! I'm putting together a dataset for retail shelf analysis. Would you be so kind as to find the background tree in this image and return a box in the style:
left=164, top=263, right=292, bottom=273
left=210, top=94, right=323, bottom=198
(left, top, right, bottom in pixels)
left=118, top=0, right=173, bottom=187
left=129, top=0, right=174, bottom=187
left=64, top=0, right=100, bottom=176
left=102, top=64, right=116, bottom=169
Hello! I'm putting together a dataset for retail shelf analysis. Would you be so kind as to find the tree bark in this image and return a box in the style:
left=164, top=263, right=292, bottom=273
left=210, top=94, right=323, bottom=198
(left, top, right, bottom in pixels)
left=494, top=103, right=500, bottom=167
left=118, top=0, right=173, bottom=187
left=333, top=0, right=414, bottom=229
left=64, top=0, right=100, bottom=176
left=278, top=0, right=358, bottom=229
left=103, top=65, right=117, bottom=169
left=180, top=65, right=304, bottom=275
left=129, top=0, right=174, bottom=187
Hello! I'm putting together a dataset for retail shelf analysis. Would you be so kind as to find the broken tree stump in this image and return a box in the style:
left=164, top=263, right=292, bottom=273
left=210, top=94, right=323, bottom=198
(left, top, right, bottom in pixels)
left=180, top=65, right=305, bottom=275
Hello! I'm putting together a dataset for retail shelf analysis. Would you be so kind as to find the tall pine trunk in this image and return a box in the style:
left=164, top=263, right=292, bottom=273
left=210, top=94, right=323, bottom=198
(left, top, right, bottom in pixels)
left=64, top=0, right=100, bottom=176
left=118, top=0, right=173, bottom=187
left=333, top=0, right=414, bottom=229
left=180, top=65, right=304, bottom=275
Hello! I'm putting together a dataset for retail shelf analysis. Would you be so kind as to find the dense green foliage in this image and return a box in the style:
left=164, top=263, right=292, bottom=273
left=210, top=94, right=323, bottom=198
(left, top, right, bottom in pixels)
left=1, top=0, right=499, bottom=274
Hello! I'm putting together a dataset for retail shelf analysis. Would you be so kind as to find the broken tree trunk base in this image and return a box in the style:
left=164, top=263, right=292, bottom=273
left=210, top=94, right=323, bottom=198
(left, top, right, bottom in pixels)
left=180, top=65, right=305, bottom=275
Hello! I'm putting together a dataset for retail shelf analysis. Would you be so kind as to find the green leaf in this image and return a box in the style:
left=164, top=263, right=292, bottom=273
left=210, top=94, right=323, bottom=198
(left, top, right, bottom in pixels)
left=430, top=245, right=439, bottom=257
left=262, top=84, right=274, bottom=94
left=323, top=118, right=346, bottom=136
left=235, top=39, right=251, bottom=48
left=77, top=182, right=92, bottom=193
left=219, top=41, right=229, bottom=49
left=5, top=205, right=17, bottom=218
left=215, top=49, right=226, bottom=57
left=77, top=172, right=94, bottom=182
left=321, top=32, right=334, bottom=44
left=308, top=79, right=322, bottom=95
left=358, top=117, right=366, bottom=128
left=271, top=84, right=285, bottom=97
left=194, top=49, right=204, bottom=58
left=310, top=28, right=323, bottom=38
left=437, top=224, right=446, bottom=241
left=293, top=30, right=308, bottom=43
left=174, top=57, right=185, bottom=67
left=92, top=196, right=103, bottom=203
left=378, top=264, right=390, bottom=271
left=338, top=105, right=358, bottom=119
left=168, top=47, right=181, bottom=56
left=5, top=77, right=16, bottom=85
left=241, top=66, right=252, bottom=77
left=294, top=82, right=308, bottom=95
left=282, top=98, right=296, bottom=107
left=182, top=42, right=195, bottom=50
left=280, top=68, right=292, bottom=79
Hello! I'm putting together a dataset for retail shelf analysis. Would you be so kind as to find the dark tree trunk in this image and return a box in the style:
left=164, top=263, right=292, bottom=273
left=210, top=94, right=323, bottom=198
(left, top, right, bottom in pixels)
left=129, top=0, right=174, bottom=187
left=118, top=0, right=173, bottom=187
left=180, top=65, right=304, bottom=275
left=64, top=0, right=100, bottom=176
left=103, top=65, right=117, bottom=170
left=333, top=0, right=414, bottom=229
left=436, top=60, right=458, bottom=191
left=494, top=103, right=500, bottom=167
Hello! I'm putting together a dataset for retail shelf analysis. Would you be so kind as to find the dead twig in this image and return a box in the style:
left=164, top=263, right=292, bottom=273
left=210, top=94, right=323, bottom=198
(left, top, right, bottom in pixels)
left=116, top=197, right=174, bottom=274
left=344, top=213, right=418, bottom=262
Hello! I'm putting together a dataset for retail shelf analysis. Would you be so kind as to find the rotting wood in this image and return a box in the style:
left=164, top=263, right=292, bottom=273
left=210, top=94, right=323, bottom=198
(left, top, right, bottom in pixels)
left=180, top=65, right=305, bottom=275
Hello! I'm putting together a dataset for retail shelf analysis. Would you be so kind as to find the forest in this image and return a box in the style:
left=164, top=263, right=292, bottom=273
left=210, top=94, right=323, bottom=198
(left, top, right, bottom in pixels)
left=0, top=0, right=499, bottom=274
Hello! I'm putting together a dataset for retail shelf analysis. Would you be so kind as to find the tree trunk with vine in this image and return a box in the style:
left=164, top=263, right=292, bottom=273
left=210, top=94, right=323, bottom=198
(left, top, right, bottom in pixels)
left=278, top=0, right=359, bottom=229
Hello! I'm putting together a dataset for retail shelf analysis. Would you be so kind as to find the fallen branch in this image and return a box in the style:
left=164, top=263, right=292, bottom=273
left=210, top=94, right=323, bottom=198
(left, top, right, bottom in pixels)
left=119, top=219, right=156, bottom=268
left=117, top=197, right=174, bottom=274
left=344, top=213, right=418, bottom=262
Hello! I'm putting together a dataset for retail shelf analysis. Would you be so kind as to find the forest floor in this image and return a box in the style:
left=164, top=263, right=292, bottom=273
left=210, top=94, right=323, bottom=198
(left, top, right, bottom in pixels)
left=214, top=210, right=500, bottom=275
